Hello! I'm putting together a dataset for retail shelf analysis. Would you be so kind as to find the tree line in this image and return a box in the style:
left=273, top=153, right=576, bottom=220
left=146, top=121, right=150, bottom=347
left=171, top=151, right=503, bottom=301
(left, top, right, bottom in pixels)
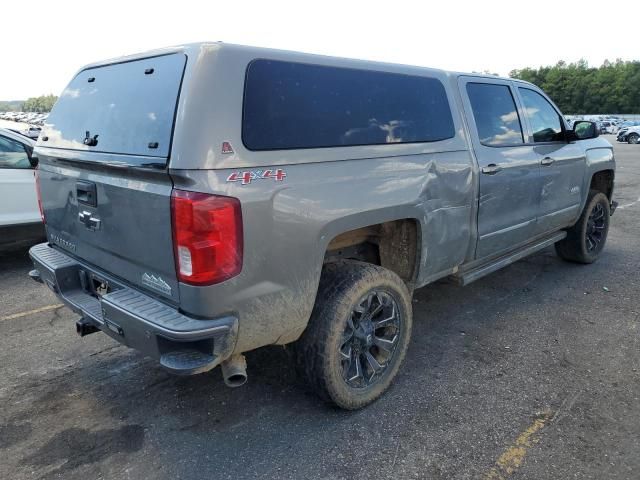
left=21, top=94, right=58, bottom=113
left=510, top=59, right=640, bottom=114
left=0, top=95, right=58, bottom=112
left=0, top=100, right=23, bottom=112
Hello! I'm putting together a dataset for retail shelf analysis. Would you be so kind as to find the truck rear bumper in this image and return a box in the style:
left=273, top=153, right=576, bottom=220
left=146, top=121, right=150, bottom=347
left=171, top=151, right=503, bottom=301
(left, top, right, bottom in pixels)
left=29, top=242, right=238, bottom=375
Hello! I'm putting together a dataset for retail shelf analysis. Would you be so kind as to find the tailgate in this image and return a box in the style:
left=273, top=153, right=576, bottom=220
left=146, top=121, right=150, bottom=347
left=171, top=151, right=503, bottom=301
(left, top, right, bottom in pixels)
left=38, top=163, right=179, bottom=302
left=34, top=53, right=187, bottom=302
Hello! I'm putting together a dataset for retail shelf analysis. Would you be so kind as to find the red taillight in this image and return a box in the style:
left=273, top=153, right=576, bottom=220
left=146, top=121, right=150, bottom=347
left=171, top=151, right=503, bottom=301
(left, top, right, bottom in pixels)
left=170, top=189, right=243, bottom=286
left=34, top=168, right=45, bottom=223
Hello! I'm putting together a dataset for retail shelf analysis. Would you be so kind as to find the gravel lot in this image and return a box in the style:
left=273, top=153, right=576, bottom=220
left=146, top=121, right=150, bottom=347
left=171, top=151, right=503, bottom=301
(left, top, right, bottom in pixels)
left=1, top=136, right=639, bottom=480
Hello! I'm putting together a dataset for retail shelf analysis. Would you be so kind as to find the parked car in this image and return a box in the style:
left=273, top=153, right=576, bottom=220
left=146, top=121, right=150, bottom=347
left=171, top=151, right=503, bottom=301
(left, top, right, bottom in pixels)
left=0, top=128, right=45, bottom=248
left=599, top=121, right=617, bottom=134
left=21, top=126, right=41, bottom=139
left=611, top=122, right=621, bottom=134
left=28, top=44, right=616, bottom=409
left=616, top=123, right=640, bottom=143
left=618, top=125, right=640, bottom=144
left=8, top=126, right=42, bottom=140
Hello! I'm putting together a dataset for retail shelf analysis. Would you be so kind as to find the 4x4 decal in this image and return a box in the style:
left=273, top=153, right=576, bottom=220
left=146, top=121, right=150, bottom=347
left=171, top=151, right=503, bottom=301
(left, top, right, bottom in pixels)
left=226, top=169, right=287, bottom=185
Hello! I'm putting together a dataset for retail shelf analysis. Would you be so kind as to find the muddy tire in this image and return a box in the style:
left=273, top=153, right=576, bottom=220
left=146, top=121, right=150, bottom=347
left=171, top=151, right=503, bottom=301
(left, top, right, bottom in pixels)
left=294, top=260, right=412, bottom=410
left=555, top=190, right=610, bottom=264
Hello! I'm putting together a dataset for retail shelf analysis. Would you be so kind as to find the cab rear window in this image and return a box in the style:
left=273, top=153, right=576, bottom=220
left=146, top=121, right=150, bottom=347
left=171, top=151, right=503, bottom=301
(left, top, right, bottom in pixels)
left=243, top=60, right=455, bottom=151
left=41, top=53, right=186, bottom=161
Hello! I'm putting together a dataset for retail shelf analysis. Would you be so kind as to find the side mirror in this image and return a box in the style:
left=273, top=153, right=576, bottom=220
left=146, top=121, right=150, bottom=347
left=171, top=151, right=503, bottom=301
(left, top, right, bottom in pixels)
left=572, top=121, right=599, bottom=140
left=26, top=147, right=39, bottom=168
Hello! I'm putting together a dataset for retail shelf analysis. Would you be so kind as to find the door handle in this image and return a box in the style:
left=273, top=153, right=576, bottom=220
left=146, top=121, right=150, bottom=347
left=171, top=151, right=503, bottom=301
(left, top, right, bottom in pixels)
left=541, top=157, right=555, bottom=166
left=481, top=164, right=502, bottom=175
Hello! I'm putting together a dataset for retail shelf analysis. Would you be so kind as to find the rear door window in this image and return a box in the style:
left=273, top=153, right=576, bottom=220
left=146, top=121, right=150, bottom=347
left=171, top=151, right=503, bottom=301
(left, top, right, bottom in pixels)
left=518, top=88, right=564, bottom=142
left=41, top=53, right=186, bottom=161
left=243, top=60, right=455, bottom=150
left=466, top=83, right=524, bottom=146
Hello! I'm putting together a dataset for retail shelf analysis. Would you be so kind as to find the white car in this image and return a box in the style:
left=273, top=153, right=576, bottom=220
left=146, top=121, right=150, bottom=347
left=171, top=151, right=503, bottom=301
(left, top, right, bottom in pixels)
left=0, top=128, right=45, bottom=248
left=616, top=124, right=640, bottom=144
left=599, top=121, right=618, bottom=134
left=20, top=126, right=41, bottom=139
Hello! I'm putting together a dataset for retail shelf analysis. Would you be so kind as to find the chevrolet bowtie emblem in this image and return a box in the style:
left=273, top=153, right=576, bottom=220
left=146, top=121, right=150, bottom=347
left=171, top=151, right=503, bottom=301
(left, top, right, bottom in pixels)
left=78, top=210, right=101, bottom=231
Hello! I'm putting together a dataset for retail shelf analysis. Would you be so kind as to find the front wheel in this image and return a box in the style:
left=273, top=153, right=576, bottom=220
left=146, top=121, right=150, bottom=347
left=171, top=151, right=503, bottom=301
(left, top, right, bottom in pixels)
left=628, top=133, right=639, bottom=144
left=294, top=260, right=412, bottom=409
left=555, top=190, right=610, bottom=264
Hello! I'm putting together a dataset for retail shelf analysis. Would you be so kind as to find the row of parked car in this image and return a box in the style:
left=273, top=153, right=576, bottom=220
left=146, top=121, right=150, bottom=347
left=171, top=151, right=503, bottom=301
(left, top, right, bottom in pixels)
left=0, top=112, right=45, bottom=140
left=567, top=117, right=640, bottom=143
left=0, top=111, right=49, bottom=126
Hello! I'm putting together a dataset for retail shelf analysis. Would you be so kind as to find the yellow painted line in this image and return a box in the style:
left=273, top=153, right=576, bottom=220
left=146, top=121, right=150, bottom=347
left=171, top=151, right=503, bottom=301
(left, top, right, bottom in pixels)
left=484, top=410, right=553, bottom=480
left=0, top=304, right=64, bottom=322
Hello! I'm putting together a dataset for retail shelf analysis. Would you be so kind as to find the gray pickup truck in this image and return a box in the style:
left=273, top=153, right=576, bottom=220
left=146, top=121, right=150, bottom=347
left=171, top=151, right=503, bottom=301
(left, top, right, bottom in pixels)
left=29, top=43, right=616, bottom=409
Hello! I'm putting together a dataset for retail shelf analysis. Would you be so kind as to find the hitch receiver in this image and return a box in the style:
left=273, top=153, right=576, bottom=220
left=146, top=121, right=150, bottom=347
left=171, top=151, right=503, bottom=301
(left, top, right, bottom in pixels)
left=76, top=317, right=100, bottom=337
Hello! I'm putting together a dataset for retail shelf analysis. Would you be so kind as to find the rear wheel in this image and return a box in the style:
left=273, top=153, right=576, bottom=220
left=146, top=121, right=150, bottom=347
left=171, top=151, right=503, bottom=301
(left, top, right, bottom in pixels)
left=628, top=133, right=639, bottom=144
left=294, top=261, right=412, bottom=409
left=555, top=190, right=610, bottom=264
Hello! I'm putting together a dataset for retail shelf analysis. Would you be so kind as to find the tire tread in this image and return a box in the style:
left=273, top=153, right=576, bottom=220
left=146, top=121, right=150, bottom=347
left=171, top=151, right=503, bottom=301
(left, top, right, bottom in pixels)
left=294, top=260, right=412, bottom=409
left=555, top=189, right=610, bottom=264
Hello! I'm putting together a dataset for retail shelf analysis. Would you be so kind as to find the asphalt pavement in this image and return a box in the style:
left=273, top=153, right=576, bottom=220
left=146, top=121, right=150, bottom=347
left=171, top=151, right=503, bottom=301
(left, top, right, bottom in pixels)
left=1, top=136, right=639, bottom=479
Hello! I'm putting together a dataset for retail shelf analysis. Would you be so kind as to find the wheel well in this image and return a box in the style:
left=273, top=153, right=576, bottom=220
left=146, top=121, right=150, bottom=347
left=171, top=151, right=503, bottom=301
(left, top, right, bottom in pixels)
left=324, top=219, right=419, bottom=285
left=590, top=170, right=614, bottom=200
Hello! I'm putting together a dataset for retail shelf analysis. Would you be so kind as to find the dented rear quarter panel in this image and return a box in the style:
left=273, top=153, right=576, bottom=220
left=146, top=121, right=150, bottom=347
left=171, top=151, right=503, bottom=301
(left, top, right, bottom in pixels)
left=171, top=150, right=475, bottom=353
left=168, top=45, right=477, bottom=352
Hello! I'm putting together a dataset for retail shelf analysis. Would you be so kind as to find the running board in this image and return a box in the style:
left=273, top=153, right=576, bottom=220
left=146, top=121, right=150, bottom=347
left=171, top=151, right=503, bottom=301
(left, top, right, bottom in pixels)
left=453, top=231, right=567, bottom=286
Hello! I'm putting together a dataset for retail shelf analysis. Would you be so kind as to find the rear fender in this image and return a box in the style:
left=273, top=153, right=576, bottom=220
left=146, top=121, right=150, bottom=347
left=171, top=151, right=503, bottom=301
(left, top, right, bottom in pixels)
left=171, top=149, right=474, bottom=352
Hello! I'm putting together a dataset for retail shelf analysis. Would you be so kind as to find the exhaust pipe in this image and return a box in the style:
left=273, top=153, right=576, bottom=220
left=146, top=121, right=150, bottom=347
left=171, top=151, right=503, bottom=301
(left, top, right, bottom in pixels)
left=221, top=354, right=247, bottom=387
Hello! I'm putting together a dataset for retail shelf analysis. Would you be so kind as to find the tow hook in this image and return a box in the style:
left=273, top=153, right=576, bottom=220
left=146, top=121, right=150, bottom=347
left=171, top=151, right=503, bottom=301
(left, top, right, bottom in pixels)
left=28, top=269, right=43, bottom=284
left=76, top=317, right=100, bottom=337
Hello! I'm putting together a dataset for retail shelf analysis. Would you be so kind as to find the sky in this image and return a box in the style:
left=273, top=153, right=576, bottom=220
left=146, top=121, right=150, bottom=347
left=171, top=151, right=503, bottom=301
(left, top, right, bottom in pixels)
left=2, top=0, right=636, bottom=99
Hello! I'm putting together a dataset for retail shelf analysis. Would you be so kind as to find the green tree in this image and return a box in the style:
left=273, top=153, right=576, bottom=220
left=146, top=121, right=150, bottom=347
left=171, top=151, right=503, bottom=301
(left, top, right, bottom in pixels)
left=0, top=100, right=22, bottom=112
left=22, top=94, right=58, bottom=113
left=510, top=60, right=640, bottom=113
